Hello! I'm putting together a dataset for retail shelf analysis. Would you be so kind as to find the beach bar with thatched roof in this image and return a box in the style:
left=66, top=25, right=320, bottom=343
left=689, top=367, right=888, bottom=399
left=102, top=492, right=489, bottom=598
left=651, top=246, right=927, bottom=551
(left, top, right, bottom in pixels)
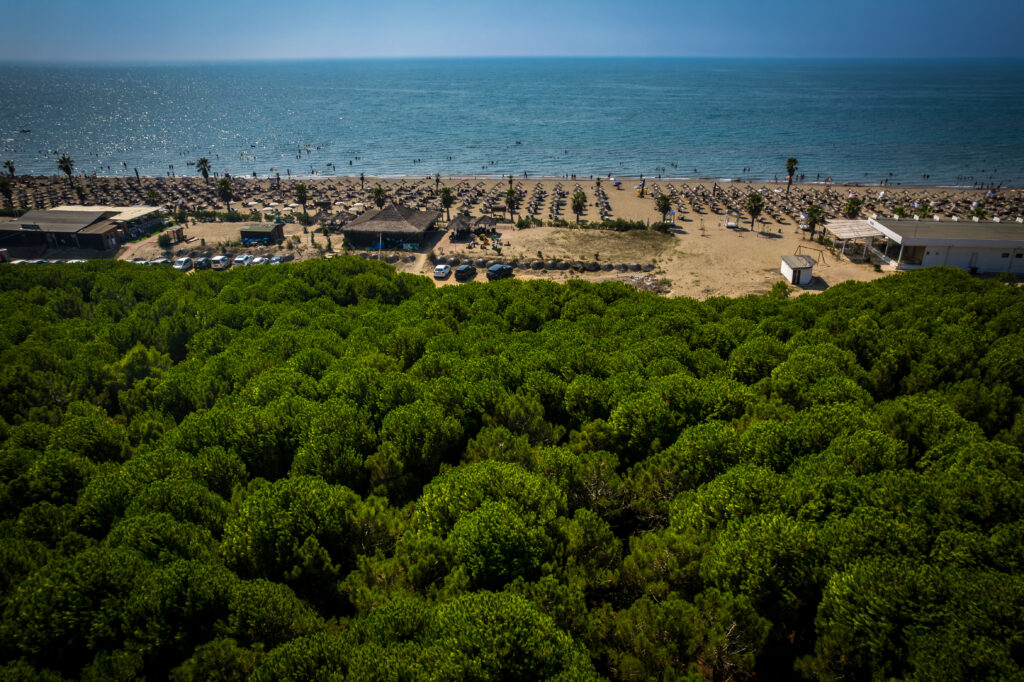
left=340, top=203, right=441, bottom=248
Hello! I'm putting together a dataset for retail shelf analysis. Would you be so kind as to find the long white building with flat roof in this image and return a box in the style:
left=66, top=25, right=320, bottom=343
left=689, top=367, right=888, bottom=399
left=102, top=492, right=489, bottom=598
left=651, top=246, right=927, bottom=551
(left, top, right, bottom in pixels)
left=865, top=217, right=1024, bottom=274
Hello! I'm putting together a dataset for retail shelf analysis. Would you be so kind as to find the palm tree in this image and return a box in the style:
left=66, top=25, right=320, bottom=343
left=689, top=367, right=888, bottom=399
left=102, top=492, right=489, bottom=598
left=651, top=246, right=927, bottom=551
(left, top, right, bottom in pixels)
left=372, top=185, right=387, bottom=209
left=294, top=182, right=308, bottom=214
left=915, top=201, right=933, bottom=220
left=360, top=172, right=365, bottom=191
left=439, top=187, right=453, bottom=221
left=893, top=206, right=908, bottom=219
left=745, top=192, right=764, bottom=230
left=196, top=158, right=211, bottom=185
left=571, top=191, right=586, bottom=225
left=3, top=160, right=14, bottom=177
left=145, top=190, right=161, bottom=205
left=786, top=157, right=798, bottom=196
left=505, top=187, right=520, bottom=225
left=508, top=174, right=514, bottom=191
left=844, top=197, right=863, bottom=219
left=57, top=154, right=74, bottom=186
left=655, top=194, right=672, bottom=222
left=216, top=177, right=234, bottom=212
left=805, top=204, right=825, bottom=240
left=0, top=178, right=12, bottom=208
left=969, top=207, right=988, bottom=220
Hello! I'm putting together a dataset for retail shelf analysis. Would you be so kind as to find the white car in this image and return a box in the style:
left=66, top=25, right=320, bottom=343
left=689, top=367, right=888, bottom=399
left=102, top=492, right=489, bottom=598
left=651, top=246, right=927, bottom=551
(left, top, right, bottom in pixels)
left=172, top=257, right=193, bottom=271
left=233, top=254, right=253, bottom=267
left=251, top=256, right=269, bottom=265
left=211, top=255, right=231, bottom=270
left=433, top=264, right=452, bottom=279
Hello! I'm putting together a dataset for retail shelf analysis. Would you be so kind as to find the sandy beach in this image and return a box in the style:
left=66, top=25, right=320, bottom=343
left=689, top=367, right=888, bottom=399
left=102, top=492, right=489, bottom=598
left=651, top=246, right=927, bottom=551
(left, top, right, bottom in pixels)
left=3, top=174, right=1021, bottom=297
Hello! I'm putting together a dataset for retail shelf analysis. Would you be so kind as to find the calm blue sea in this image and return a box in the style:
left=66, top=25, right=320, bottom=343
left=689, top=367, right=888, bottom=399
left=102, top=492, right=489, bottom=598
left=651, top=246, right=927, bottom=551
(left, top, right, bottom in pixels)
left=1, top=58, right=1023, bottom=186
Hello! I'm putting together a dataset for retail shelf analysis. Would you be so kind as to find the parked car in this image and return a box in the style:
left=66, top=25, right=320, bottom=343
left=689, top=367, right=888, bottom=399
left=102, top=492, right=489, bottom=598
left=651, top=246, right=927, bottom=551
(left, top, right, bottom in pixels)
left=485, top=263, right=514, bottom=280
left=454, top=264, right=476, bottom=281
left=433, top=264, right=452, bottom=279
left=47, top=259, right=65, bottom=264
left=194, top=256, right=211, bottom=270
left=211, top=255, right=231, bottom=270
left=65, top=259, right=87, bottom=264
left=233, top=254, right=253, bottom=267
left=172, top=257, right=193, bottom=271
left=130, top=258, right=148, bottom=265
left=147, top=258, right=171, bottom=266
left=251, top=256, right=269, bottom=265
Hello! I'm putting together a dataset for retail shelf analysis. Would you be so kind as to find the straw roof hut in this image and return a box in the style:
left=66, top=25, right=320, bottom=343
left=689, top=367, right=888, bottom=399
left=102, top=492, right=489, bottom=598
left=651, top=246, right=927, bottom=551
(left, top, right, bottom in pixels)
left=341, top=202, right=441, bottom=246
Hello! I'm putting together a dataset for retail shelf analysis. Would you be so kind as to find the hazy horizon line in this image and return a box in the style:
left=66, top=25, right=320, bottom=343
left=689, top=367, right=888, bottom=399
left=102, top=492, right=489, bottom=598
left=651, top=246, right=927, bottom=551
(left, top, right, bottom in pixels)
left=3, top=55, right=1023, bottom=67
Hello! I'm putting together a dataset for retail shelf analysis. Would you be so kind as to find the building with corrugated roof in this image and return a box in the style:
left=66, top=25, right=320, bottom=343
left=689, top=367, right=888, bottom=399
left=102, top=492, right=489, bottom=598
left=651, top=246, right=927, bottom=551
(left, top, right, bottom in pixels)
left=0, top=205, right=162, bottom=251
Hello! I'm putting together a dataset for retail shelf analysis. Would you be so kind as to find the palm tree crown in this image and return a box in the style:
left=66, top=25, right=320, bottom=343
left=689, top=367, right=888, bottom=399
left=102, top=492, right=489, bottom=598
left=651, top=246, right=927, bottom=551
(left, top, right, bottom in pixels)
left=0, top=178, right=12, bottom=208
left=216, top=177, right=234, bottom=212
left=844, top=197, right=863, bottom=219
left=655, top=194, right=672, bottom=222
left=786, top=158, right=798, bottom=196
left=58, top=154, right=74, bottom=184
left=746, top=192, right=765, bottom=229
left=505, top=187, right=520, bottom=224
left=439, top=187, right=453, bottom=221
left=294, top=183, right=308, bottom=212
left=805, top=204, right=825, bottom=239
left=571, top=191, right=586, bottom=224
left=372, top=185, right=387, bottom=209
left=196, top=158, right=211, bottom=184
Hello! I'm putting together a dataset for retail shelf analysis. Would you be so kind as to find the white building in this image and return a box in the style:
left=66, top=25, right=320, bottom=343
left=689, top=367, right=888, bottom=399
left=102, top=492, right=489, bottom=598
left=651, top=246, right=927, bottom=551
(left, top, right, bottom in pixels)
left=780, top=255, right=816, bottom=285
left=866, top=217, right=1024, bottom=274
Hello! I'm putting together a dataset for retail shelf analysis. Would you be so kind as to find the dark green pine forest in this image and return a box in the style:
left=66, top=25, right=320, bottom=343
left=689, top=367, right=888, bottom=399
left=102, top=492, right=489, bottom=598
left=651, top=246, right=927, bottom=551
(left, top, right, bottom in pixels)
left=0, top=259, right=1022, bottom=681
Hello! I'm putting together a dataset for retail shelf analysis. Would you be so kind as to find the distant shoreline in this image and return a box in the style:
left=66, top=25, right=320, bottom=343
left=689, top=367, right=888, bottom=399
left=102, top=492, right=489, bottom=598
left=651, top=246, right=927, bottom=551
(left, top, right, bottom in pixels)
left=9, top=173, right=1019, bottom=192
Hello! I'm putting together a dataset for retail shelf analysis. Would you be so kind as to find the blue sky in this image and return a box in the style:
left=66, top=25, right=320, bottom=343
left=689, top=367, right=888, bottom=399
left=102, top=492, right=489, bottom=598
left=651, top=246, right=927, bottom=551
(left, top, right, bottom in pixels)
left=2, top=0, right=1022, bottom=61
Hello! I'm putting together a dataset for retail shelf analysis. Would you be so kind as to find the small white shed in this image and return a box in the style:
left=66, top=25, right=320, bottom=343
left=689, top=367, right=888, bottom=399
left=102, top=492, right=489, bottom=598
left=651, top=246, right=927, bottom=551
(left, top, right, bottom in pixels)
left=781, top=254, right=816, bottom=285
